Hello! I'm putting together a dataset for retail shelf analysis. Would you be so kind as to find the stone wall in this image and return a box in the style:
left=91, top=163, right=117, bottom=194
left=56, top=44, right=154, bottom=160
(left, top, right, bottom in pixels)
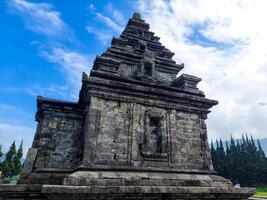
left=170, top=111, right=212, bottom=170
left=32, top=99, right=83, bottom=170
left=83, top=96, right=212, bottom=171
left=84, top=97, right=130, bottom=166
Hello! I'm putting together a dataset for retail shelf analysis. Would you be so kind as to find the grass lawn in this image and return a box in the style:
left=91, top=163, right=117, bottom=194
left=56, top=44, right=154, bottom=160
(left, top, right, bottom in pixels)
left=256, top=185, right=267, bottom=196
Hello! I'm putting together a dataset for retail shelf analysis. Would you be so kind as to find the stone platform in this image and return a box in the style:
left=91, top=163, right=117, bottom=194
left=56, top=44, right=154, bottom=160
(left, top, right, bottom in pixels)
left=0, top=184, right=255, bottom=200
left=40, top=171, right=254, bottom=199
left=0, top=170, right=254, bottom=200
left=42, top=185, right=254, bottom=200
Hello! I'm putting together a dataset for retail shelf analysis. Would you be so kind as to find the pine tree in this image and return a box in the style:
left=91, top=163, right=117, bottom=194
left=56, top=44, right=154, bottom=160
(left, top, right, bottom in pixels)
left=210, top=141, right=217, bottom=170
left=224, top=140, right=230, bottom=178
left=216, top=139, right=226, bottom=176
left=243, top=135, right=257, bottom=186
left=211, top=136, right=267, bottom=186
left=0, top=145, right=3, bottom=172
left=257, top=139, right=266, bottom=158
left=226, top=136, right=236, bottom=181
left=212, top=140, right=220, bottom=172
left=257, top=139, right=267, bottom=183
left=0, top=145, right=3, bottom=159
left=2, top=141, right=16, bottom=178
left=233, top=139, right=242, bottom=184
left=13, top=141, right=23, bottom=176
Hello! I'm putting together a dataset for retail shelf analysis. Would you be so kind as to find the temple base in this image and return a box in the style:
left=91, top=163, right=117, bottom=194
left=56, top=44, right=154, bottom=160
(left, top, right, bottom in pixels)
left=0, top=171, right=255, bottom=199
left=42, top=185, right=255, bottom=200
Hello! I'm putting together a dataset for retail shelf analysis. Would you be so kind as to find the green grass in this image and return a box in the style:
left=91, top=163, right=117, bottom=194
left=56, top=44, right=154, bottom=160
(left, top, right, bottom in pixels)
left=256, top=185, right=267, bottom=197
left=1, top=175, right=20, bottom=184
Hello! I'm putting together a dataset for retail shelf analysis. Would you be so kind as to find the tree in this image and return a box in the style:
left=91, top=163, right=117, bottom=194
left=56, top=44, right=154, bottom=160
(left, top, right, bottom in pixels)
left=257, top=139, right=267, bottom=183
left=0, top=145, right=3, bottom=159
left=211, top=136, right=267, bottom=187
left=0, top=145, right=3, bottom=172
left=210, top=141, right=217, bottom=170
left=13, top=141, right=23, bottom=176
left=2, top=141, right=16, bottom=178
left=216, top=139, right=226, bottom=177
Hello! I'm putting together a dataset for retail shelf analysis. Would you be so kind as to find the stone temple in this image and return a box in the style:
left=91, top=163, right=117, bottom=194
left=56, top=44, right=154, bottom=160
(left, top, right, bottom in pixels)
left=0, top=13, right=254, bottom=199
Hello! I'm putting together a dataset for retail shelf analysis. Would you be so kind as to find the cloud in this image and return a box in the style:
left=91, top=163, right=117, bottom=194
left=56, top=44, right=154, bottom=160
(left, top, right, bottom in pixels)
left=105, top=2, right=125, bottom=24
left=3, top=1, right=93, bottom=154
left=138, top=0, right=267, bottom=140
left=4, top=84, right=74, bottom=100
left=6, top=0, right=90, bottom=99
left=41, top=48, right=92, bottom=98
left=0, top=103, right=16, bottom=110
left=86, top=3, right=125, bottom=44
left=95, top=12, right=123, bottom=33
left=6, top=0, right=72, bottom=39
left=85, top=26, right=112, bottom=44
left=0, top=123, right=35, bottom=157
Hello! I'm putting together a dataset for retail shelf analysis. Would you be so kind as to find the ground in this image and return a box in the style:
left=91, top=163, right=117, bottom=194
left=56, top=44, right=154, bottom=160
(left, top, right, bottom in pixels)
left=256, top=184, right=267, bottom=197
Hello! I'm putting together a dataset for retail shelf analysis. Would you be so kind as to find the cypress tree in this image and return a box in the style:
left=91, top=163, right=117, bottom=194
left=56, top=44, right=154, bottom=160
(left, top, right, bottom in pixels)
left=211, top=136, right=267, bottom=186
left=224, top=140, right=230, bottom=178
left=244, top=135, right=257, bottom=186
left=213, top=140, right=220, bottom=172
left=257, top=139, right=267, bottom=183
left=13, top=140, right=23, bottom=176
left=2, top=141, right=16, bottom=178
left=0, top=145, right=3, bottom=159
left=210, top=141, right=218, bottom=171
left=234, top=139, right=243, bottom=184
left=216, top=139, right=226, bottom=176
left=210, top=141, right=216, bottom=162
left=257, top=139, right=266, bottom=158
left=226, top=137, right=232, bottom=180
left=0, top=145, right=3, bottom=173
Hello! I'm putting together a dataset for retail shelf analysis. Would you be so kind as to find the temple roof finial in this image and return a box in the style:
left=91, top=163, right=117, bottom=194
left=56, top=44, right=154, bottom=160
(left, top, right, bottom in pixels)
left=132, top=12, right=141, bottom=20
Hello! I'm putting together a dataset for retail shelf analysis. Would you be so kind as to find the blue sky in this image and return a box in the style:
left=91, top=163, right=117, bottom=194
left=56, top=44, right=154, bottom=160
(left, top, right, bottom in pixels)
left=1, top=0, right=267, bottom=156
left=0, top=0, right=135, bottom=155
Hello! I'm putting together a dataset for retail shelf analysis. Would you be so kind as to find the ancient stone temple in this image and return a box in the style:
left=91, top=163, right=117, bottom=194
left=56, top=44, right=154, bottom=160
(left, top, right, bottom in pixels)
left=0, top=13, right=254, bottom=199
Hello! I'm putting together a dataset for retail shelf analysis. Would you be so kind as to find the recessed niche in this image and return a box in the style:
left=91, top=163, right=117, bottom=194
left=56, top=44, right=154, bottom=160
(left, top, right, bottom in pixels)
left=144, top=62, right=153, bottom=77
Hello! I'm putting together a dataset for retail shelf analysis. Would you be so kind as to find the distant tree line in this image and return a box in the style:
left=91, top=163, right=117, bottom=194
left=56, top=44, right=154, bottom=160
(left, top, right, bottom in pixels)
left=0, top=141, right=23, bottom=179
left=211, top=135, right=267, bottom=187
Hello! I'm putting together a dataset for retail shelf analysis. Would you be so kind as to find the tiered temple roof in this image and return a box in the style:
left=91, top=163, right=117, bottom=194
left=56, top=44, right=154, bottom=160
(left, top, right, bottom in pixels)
left=79, top=13, right=217, bottom=115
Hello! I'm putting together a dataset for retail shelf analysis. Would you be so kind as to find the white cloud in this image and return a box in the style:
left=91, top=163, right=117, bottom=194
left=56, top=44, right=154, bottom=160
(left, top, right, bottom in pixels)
left=85, top=26, right=113, bottom=44
left=86, top=3, right=125, bottom=44
left=41, top=48, right=92, bottom=98
left=7, top=0, right=71, bottom=38
left=5, top=84, right=74, bottom=100
left=0, top=123, right=35, bottom=157
left=95, top=12, right=123, bottom=33
left=0, top=103, right=16, bottom=110
left=105, top=2, right=125, bottom=24
left=6, top=0, right=90, bottom=99
left=85, top=26, right=93, bottom=33
left=138, top=0, right=267, bottom=140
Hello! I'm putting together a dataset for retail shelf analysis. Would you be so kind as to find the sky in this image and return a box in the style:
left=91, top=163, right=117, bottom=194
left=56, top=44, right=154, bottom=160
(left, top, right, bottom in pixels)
left=1, top=0, right=267, bottom=156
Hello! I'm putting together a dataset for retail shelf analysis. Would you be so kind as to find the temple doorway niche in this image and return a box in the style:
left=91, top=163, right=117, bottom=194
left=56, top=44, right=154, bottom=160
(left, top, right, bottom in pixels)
left=140, top=110, right=166, bottom=158
left=144, top=62, right=153, bottom=77
left=147, top=116, right=162, bottom=153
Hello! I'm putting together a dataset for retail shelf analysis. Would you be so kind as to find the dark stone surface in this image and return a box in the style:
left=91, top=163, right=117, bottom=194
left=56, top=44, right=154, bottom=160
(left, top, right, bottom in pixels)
left=0, top=12, right=254, bottom=199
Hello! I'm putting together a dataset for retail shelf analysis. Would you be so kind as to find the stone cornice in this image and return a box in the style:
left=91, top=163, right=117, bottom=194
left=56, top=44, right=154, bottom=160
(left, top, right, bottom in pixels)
left=79, top=71, right=218, bottom=114
left=36, top=96, right=83, bottom=122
